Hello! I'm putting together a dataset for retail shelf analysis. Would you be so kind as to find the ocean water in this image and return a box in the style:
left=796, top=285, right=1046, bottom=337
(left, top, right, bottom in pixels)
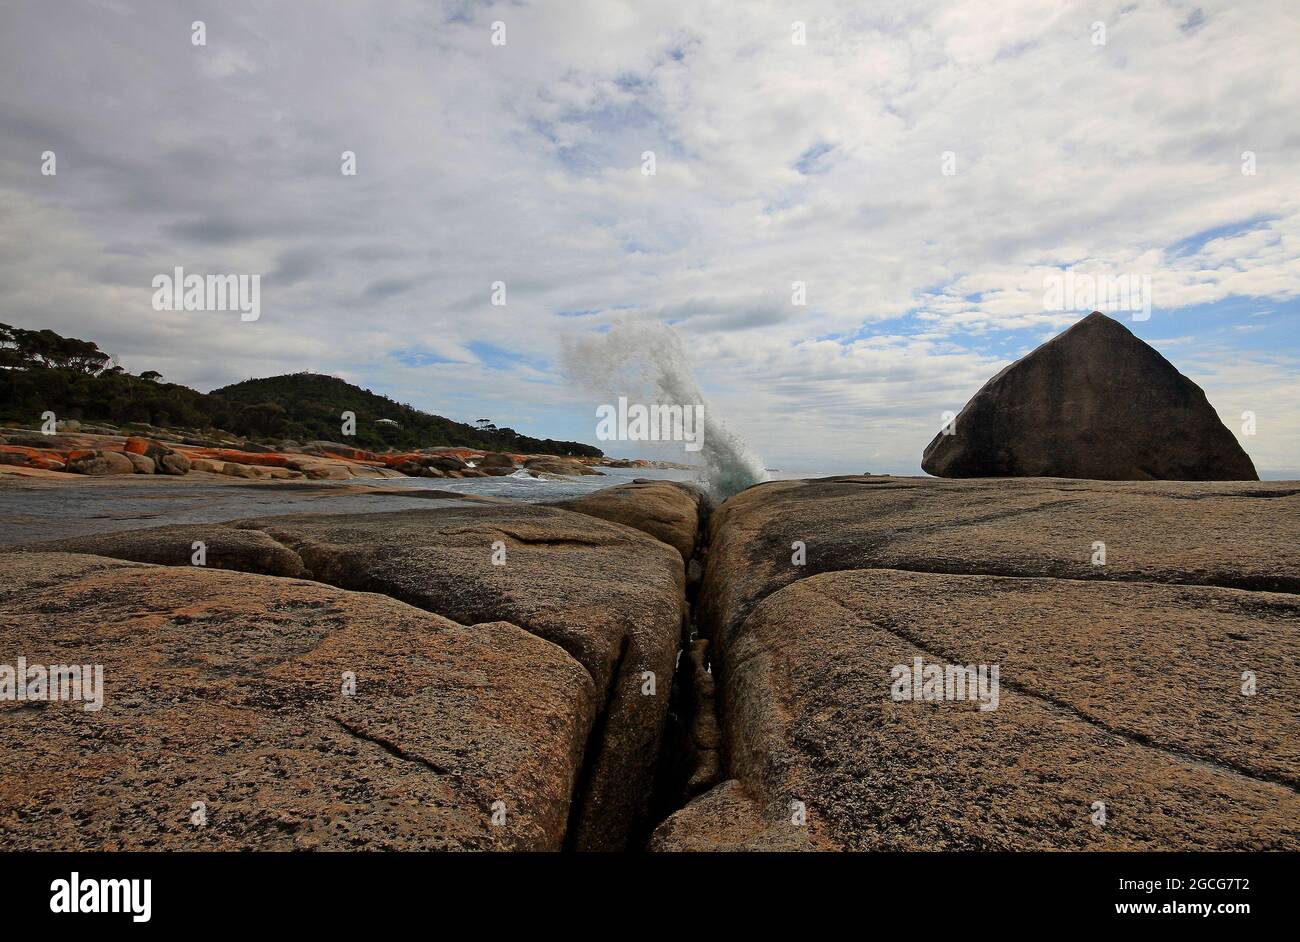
left=372, top=465, right=701, bottom=502
left=0, top=465, right=840, bottom=548
left=0, top=466, right=699, bottom=546
left=372, top=465, right=834, bottom=502
left=559, top=323, right=768, bottom=499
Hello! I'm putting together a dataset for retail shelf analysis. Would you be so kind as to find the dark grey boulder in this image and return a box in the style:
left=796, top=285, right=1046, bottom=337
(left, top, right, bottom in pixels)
left=922, top=311, right=1257, bottom=480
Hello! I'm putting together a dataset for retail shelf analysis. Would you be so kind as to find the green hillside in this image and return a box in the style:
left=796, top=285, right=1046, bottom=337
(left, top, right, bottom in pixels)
left=0, top=323, right=602, bottom=457
left=211, top=372, right=601, bottom=455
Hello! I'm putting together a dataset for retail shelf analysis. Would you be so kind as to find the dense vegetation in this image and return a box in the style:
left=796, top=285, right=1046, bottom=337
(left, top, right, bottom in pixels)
left=212, top=372, right=602, bottom=455
left=0, top=323, right=602, bottom=456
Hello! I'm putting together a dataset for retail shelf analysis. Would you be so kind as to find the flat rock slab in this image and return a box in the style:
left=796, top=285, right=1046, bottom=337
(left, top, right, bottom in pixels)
left=711, top=569, right=1300, bottom=850
left=0, top=553, right=594, bottom=850
left=19, top=503, right=687, bottom=850
left=0, top=475, right=490, bottom=547
left=703, top=476, right=1300, bottom=646
left=663, top=474, right=1300, bottom=851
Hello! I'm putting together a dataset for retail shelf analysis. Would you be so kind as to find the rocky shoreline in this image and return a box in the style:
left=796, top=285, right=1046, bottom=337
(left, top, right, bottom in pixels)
left=658, top=475, right=1300, bottom=850
left=0, top=425, right=687, bottom=483
left=2, top=474, right=1297, bottom=850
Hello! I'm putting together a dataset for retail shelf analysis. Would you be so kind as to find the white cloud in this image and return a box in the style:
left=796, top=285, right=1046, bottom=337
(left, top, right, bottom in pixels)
left=0, top=0, right=1296, bottom=473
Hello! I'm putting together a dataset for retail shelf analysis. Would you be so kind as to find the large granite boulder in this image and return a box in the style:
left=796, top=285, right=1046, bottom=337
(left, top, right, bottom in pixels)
left=655, top=474, right=1300, bottom=851
left=555, top=480, right=706, bottom=561
left=123, top=452, right=155, bottom=474
left=475, top=452, right=516, bottom=475
left=703, top=569, right=1300, bottom=850
left=922, top=312, right=1258, bottom=481
left=156, top=451, right=191, bottom=475
left=0, top=552, right=594, bottom=850
left=700, top=476, right=1300, bottom=646
left=425, top=455, right=469, bottom=473
left=525, top=457, right=601, bottom=477
left=125, top=436, right=191, bottom=475
left=18, top=501, right=694, bottom=850
left=65, top=450, right=135, bottom=476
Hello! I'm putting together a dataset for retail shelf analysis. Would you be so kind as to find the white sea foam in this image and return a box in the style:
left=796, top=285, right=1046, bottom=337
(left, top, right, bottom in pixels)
left=560, top=322, right=768, bottom=499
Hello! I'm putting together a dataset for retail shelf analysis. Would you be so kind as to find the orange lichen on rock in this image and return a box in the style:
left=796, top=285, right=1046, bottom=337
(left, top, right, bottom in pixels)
left=182, top=448, right=303, bottom=468
left=0, top=445, right=68, bottom=471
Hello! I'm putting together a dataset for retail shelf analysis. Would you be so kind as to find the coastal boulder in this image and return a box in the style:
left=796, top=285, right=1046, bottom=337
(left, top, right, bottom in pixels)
left=699, top=476, right=1300, bottom=650
left=525, top=457, right=601, bottom=476
left=476, top=452, right=515, bottom=475
left=123, top=452, right=155, bottom=474
left=221, top=462, right=264, bottom=479
left=156, top=451, right=191, bottom=475
left=674, top=474, right=1300, bottom=851
left=65, top=450, right=135, bottom=476
left=921, top=311, right=1258, bottom=480
left=556, top=480, right=706, bottom=562
left=425, top=455, right=468, bottom=473
left=125, top=436, right=190, bottom=475
left=0, top=552, right=594, bottom=850
left=18, top=504, right=689, bottom=851
left=300, top=463, right=350, bottom=480
left=701, top=568, right=1300, bottom=850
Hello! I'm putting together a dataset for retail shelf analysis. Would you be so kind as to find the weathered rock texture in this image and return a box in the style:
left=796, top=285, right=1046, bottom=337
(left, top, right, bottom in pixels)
left=525, top=456, right=602, bottom=477
left=475, top=452, right=516, bottom=475
left=660, top=474, right=1300, bottom=851
left=555, top=479, right=707, bottom=562
left=922, top=311, right=1258, bottom=481
left=11, top=470, right=1293, bottom=853
left=701, top=476, right=1300, bottom=646
left=19, top=502, right=693, bottom=850
left=0, top=552, right=593, bottom=850
left=648, top=780, right=815, bottom=852
left=65, top=450, right=134, bottom=476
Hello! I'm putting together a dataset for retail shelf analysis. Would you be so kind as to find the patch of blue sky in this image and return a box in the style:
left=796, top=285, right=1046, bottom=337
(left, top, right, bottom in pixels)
left=1133, top=295, right=1300, bottom=356
left=834, top=303, right=952, bottom=344
left=794, top=142, right=835, bottom=175
left=614, top=71, right=648, bottom=92
left=468, top=340, right=549, bottom=372
left=539, top=80, right=693, bottom=177
left=1180, top=7, right=1207, bottom=33
left=1165, top=216, right=1277, bottom=258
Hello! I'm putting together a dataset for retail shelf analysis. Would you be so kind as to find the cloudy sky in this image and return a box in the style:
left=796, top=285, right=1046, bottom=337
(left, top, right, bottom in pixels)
left=1, top=0, right=1296, bottom=474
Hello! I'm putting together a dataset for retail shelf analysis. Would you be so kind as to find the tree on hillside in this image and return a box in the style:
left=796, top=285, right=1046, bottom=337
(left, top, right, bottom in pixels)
left=1, top=322, right=604, bottom=457
left=0, top=323, right=110, bottom=374
left=242, top=401, right=288, bottom=435
left=0, top=324, right=21, bottom=370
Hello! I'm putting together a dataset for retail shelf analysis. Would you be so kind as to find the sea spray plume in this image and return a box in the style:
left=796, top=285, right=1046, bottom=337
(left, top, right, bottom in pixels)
left=559, top=323, right=768, bottom=500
